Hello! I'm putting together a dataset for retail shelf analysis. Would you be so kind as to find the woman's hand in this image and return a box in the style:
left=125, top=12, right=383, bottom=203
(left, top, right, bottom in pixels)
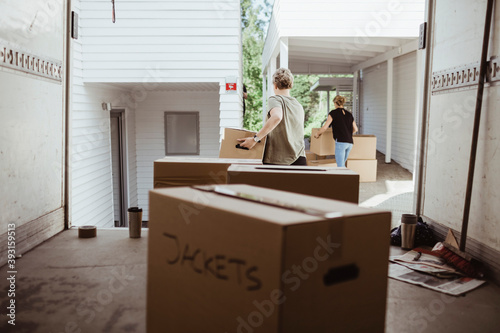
left=237, top=137, right=257, bottom=150
left=314, top=132, right=322, bottom=139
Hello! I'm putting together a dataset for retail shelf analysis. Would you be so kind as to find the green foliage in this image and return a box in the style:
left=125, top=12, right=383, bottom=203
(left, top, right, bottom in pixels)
left=241, top=0, right=271, bottom=131
left=241, top=1, right=348, bottom=138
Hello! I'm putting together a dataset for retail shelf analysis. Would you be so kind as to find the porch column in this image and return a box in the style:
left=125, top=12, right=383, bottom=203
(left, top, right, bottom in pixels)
left=267, top=56, right=277, bottom=99
left=386, top=58, right=393, bottom=163
left=413, top=50, right=423, bottom=175
left=262, top=72, right=267, bottom=121
left=279, top=37, right=289, bottom=69
left=353, top=70, right=359, bottom=123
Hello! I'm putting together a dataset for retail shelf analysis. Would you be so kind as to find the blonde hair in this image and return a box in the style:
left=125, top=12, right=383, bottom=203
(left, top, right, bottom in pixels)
left=272, top=68, right=294, bottom=90
left=334, top=95, right=346, bottom=107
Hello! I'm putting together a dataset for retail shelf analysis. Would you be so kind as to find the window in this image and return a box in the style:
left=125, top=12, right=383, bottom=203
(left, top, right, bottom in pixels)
left=164, top=112, right=200, bottom=155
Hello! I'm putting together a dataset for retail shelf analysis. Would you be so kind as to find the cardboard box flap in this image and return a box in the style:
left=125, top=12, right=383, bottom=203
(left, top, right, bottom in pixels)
left=155, top=157, right=262, bottom=165
left=151, top=184, right=386, bottom=226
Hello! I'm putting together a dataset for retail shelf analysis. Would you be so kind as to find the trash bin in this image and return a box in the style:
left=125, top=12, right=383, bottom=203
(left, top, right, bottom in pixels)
left=128, top=207, right=143, bottom=238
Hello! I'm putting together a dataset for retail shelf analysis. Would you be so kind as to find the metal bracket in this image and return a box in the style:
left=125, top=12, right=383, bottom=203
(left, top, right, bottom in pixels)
left=0, top=39, right=63, bottom=82
left=431, top=62, right=481, bottom=94
left=431, top=56, right=499, bottom=95
left=487, top=56, right=499, bottom=83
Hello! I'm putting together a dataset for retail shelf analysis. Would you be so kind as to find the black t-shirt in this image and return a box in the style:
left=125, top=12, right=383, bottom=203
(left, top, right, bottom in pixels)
left=329, top=108, right=354, bottom=144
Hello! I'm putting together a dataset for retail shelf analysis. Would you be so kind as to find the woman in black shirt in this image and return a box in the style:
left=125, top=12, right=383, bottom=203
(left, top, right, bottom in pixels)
left=314, top=95, right=358, bottom=167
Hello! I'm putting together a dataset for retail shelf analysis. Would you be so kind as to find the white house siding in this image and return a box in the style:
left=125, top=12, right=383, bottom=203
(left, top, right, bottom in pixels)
left=360, top=62, right=388, bottom=153
left=135, top=90, right=221, bottom=220
left=359, top=51, right=417, bottom=171
left=392, top=51, right=417, bottom=171
left=79, top=0, right=243, bottom=131
left=71, top=1, right=138, bottom=227
left=72, top=0, right=242, bottom=225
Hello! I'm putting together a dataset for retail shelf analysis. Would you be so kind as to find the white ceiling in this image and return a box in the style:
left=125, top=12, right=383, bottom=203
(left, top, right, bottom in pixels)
left=286, top=36, right=415, bottom=74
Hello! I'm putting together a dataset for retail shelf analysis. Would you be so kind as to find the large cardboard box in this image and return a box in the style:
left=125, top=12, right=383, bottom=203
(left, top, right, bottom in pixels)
left=310, top=128, right=335, bottom=156
left=349, top=135, right=377, bottom=160
left=347, top=159, right=377, bottom=182
left=227, top=164, right=359, bottom=203
left=148, top=185, right=390, bottom=333
left=153, top=157, right=261, bottom=188
left=219, top=127, right=267, bottom=160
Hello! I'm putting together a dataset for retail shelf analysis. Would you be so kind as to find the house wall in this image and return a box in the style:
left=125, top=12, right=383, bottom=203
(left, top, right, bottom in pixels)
left=359, top=51, right=418, bottom=171
left=421, top=0, right=500, bottom=252
left=71, top=1, right=138, bottom=227
left=80, top=0, right=242, bottom=84
left=263, top=0, right=425, bottom=70
left=135, top=91, right=221, bottom=220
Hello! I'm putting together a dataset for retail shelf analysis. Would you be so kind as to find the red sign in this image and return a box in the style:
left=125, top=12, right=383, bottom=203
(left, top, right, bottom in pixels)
left=226, top=83, right=237, bottom=91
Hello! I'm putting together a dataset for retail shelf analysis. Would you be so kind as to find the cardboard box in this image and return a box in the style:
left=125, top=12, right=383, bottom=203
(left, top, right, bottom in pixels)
left=227, top=164, right=359, bottom=204
left=307, top=158, right=337, bottom=167
left=347, top=159, right=377, bottom=182
left=305, top=150, right=316, bottom=161
left=305, top=150, right=327, bottom=162
left=310, top=128, right=335, bottom=156
left=219, top=127, right=267, bottom=160
left=349, top=135, right=377, bottom=160
left=310, top=131, right=377, bottom=160
left=148, top=184, right=390, bottom=333
left=153, top=157, right=261, bottom=188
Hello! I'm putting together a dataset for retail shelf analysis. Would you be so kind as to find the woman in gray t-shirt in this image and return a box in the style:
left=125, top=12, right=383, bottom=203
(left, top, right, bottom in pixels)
left=237, top=68, right=306, bottom=165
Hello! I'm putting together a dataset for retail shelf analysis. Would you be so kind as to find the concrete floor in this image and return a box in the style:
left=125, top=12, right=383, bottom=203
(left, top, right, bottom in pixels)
left=1, top=229, right=499, bottom=333
left=1, top=156, right=499, bottom=332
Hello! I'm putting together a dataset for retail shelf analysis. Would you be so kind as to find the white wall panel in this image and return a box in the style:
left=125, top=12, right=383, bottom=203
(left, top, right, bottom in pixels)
left=360, top=52, right=418, bottom=172
left=360, top=62, right=388, bottom=153
left=422, top=0, right=500, bottom=252
left=81, top=0, right=241, bottom=84
left=71, top=2, right=138, bottom=227
left=392, top=51, right=417, bottom=171
left=135, top=91, right=221, bottom=220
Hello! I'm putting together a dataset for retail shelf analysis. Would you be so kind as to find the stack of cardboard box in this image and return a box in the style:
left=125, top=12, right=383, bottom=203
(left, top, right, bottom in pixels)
left=147, top=184, right=391, bottom=333
left=310, top=129, right=377, bottom=182
left=346, top=135, right=377, bottom=182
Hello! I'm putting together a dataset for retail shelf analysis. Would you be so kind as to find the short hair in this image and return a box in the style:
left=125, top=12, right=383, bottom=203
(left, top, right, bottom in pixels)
left=272, top=68, right=294, bottom=90
left=334, top=95, right=346, bottom=106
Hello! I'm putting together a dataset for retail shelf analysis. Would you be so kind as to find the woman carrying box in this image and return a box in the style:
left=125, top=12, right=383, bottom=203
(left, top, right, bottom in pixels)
left=314, top=95, right=358, bottom=167
left=237, top=68, right=307, bottom=165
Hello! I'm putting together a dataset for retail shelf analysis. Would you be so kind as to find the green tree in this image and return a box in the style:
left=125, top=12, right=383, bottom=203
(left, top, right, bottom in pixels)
left=241, top=0, right=270, bottom=131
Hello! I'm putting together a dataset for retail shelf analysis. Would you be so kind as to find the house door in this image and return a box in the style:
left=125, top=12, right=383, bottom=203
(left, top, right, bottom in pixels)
left=110, top=110, right=127, bottom=227
left=0, top=1, right=67, bottom=265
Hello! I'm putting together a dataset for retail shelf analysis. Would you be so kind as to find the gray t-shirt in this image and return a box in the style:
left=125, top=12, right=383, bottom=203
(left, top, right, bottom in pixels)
left=263, top=95, right=305, bottom=165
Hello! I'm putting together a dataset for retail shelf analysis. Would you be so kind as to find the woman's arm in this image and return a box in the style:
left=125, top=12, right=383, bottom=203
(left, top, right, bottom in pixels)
left=352, top=120, right=358, bottom=134
left=237, top=107, right=283, bottom=149
left=314, top=115, right=333, bottom=138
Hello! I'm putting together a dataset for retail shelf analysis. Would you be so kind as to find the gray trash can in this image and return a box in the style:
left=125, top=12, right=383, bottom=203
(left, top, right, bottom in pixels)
left=128, top=207, right=143, bottom=238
